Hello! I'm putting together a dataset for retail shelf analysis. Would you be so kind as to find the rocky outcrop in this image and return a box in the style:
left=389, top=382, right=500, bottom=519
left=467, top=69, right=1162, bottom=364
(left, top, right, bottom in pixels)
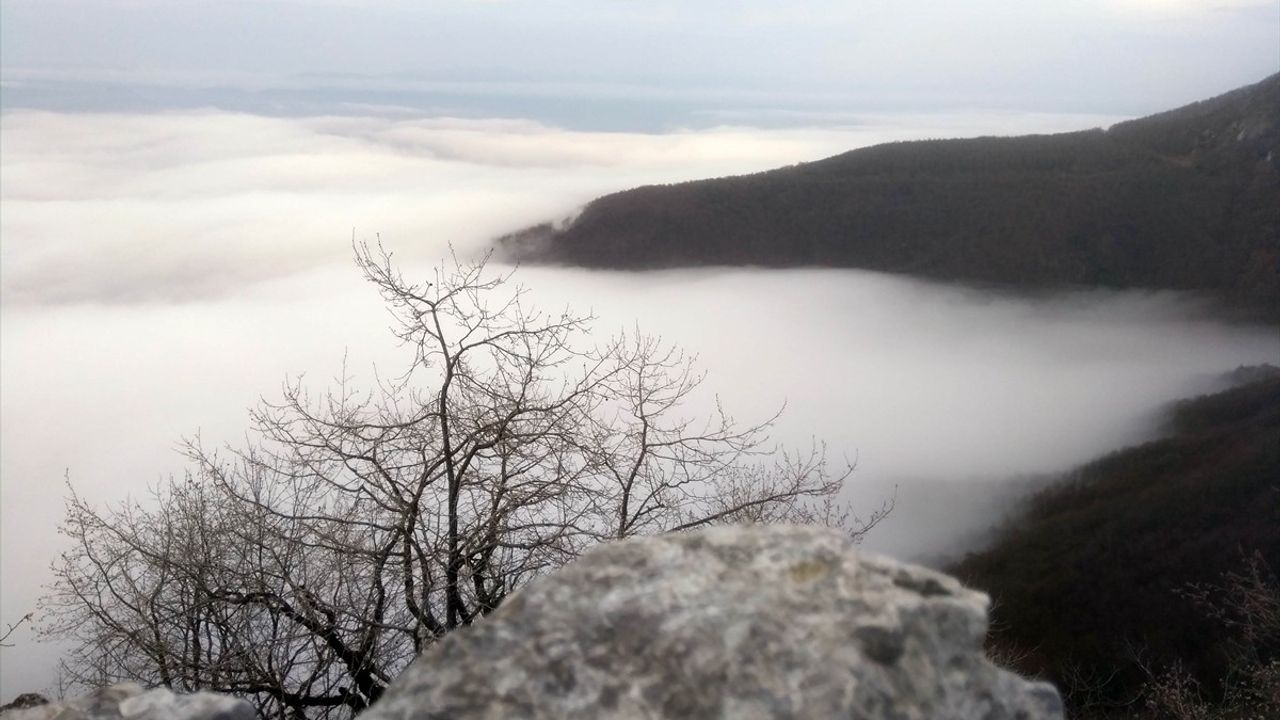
left=10, top=526, right=1062, bottom=719
left=0, top=696, right=47, bottom=714
left=0, top=684, right=253, bottom=720
left=364, top=524, right=1063, bottom=719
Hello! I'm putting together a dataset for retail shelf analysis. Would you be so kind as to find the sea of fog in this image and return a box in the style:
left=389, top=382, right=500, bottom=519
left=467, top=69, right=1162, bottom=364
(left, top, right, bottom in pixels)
left=3, top=108, right=1279, bottom=697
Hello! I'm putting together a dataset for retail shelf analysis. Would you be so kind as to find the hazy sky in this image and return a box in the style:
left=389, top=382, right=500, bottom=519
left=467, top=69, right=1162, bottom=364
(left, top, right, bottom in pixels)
left=2, top=0, right=1277, bottom=127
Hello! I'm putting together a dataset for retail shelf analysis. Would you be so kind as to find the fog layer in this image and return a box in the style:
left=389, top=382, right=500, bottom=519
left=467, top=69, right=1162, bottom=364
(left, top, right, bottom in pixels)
left=3, top=109, right=1278, bottom=696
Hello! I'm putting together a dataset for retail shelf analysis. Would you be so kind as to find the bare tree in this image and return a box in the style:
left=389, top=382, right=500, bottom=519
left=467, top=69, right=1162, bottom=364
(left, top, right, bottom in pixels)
left=1137, top=552, right=1280, bottom=720
left=0, top=612, right=33, bottom=647
left=43, top=244, right=880, bottom=719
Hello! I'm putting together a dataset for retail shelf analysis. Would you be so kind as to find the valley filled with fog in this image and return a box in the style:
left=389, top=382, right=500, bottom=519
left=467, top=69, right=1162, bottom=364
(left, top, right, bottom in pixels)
left=3, top=108, right=1279, bottom=697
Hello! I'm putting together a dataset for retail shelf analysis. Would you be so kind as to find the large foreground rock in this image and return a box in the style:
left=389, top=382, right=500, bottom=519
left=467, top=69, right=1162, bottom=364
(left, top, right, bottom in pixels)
left=364, top=524, right=1062, bottom=719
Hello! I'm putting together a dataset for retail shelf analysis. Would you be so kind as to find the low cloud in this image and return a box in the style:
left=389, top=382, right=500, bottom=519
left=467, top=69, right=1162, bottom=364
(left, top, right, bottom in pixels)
left=3, top=107, right=1279, bottom=697
left=1, top=109, right=1131, bottom=306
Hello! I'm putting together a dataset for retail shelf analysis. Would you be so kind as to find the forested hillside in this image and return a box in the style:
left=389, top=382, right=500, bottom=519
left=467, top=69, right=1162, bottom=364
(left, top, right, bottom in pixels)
left=499, top=74, right=1280, bottom=318
left=953, top=367, right=1280, bottom=717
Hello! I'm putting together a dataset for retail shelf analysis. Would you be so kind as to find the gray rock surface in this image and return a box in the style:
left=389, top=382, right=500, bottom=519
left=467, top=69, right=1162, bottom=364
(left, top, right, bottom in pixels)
left=0, top=684, right=254, bottom=720
left=0, top=696, right=48, bottom=714
left=363, top=524, right=1063, bottom=720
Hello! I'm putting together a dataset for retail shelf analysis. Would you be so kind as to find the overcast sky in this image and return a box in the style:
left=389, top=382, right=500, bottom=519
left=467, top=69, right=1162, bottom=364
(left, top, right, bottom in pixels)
left=2, top=0, right=1277, bottom=127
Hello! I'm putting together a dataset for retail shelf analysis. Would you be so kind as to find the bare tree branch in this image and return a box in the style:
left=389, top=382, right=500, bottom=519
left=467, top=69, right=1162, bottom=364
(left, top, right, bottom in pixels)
left=43, top=244, right=876, bottom=718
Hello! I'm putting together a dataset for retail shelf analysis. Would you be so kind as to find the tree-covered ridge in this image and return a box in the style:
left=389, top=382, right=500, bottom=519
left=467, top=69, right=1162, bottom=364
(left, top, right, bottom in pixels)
left=499, top=73, right=1279, bottom=319
left=952, top=367, right=1280, bottom=717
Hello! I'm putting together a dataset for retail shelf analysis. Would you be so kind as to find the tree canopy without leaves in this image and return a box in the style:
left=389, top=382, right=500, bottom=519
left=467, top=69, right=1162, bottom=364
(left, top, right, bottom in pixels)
left=44, top=245, right=882, bottom=719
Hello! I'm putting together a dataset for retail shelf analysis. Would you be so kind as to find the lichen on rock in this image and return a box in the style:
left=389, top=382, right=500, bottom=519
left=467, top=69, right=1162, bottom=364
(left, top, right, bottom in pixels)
left=363, top=524, right=1064, bottom=720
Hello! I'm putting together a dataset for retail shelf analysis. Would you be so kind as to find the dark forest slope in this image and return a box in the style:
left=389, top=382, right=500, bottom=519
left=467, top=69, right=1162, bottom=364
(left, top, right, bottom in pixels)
left=499, top=74, right=1280, bottom=317
left=952, top=367, right=1280, bottom=715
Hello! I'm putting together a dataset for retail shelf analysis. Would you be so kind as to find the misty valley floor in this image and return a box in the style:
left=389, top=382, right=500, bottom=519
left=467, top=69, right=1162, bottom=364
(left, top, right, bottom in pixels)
left=3, top=108, right=1279, bottom=703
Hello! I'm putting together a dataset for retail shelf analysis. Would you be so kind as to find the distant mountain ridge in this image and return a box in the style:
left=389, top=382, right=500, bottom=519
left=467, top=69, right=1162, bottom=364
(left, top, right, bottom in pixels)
left=498, top=74, right=1280, bottom=318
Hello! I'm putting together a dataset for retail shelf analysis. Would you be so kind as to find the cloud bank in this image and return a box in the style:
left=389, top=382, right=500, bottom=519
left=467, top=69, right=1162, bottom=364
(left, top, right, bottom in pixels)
left=0, top=109, right=1125, bottom=305
left=3, top=107, right=1279, bottom=698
